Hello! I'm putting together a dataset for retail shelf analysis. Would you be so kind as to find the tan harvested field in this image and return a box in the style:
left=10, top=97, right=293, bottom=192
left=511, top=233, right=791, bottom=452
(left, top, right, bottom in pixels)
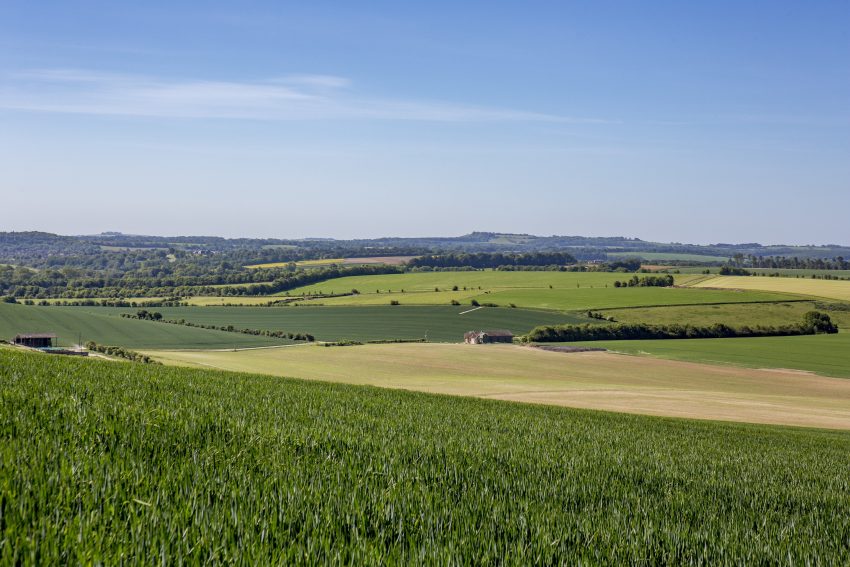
left=690, top=275, right=850, bottom=302
left=145, top=343, right=850, bottom=430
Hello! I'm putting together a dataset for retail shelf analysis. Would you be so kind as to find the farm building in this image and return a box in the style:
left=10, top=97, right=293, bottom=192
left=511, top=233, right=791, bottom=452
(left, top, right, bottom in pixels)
left=13, top=333, right=57, bottom=348
left=464, top=330, right=514, bottom=344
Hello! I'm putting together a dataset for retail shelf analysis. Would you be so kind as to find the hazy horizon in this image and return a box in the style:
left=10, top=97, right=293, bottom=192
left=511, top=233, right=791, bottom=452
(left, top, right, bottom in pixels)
left=8, top=228, right=849, bottom=249
left=2, top=1, right=848, bottom=243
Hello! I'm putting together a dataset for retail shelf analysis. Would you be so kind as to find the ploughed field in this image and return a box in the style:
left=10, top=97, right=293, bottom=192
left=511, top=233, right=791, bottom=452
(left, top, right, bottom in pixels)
left=3, top=347, right=850, bottom=563
left=146, top=342, right=850, bottom=429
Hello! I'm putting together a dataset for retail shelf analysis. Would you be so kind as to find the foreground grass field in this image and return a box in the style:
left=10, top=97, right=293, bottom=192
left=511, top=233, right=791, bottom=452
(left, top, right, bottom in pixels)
left=59, top=305, right=585, bottom=343
left=146, top=343, right=850, bottom=429
left=570, top=332, right=850, bottom=378
left=0, top=303, right=287, bottom=349
left=691, top=275, right=850, bottom=301
left=3, top=348, right=850, bottom=562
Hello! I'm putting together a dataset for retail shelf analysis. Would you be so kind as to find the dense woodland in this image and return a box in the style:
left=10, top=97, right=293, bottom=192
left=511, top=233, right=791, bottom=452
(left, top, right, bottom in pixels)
left=408, top=252, right=578, bottom=269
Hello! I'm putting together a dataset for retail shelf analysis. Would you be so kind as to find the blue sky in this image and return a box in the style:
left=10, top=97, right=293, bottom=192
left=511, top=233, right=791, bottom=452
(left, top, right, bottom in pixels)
left=1, top=1, right=848, bottom=244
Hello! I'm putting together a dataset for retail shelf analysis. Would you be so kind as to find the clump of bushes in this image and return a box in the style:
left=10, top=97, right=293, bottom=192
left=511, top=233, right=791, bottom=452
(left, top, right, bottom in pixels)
left=613, top=275, right=674, bottom=288
left=719, top=265, right=751, bottom=276
left=85, top=341, right=160, bottom=364
left=323, top=340, right=363, bottom=347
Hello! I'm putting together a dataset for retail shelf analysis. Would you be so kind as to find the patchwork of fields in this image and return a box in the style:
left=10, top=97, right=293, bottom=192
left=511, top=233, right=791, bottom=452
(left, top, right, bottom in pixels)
left=56, top=305, right=585, bottom=343
left=279, top=271, right=796, bottom=310
left=5, top=348, right=849, bottom=562
left=146, top=342, right=850, bottom=429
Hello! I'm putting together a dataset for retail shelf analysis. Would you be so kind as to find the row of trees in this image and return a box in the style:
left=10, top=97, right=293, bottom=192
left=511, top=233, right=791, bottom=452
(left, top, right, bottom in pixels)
left=408, top=252, right=577, bottom=269
left=526, top=312, right=838, bottom=342
left=730, top=254, right=849, bottom=270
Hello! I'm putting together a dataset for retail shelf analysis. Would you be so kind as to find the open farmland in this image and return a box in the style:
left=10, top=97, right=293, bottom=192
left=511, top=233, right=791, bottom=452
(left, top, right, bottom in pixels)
left=746, top=268, right=850, bottom=278
left=146, top=342, right=850, bottom=429
left=0, top=303, right=288, bottom=349
left=602, top=301, right=850, bottom=328
left=278, top=271, right=799, bottom=310
left=280, top=270, right=631, bottom=292
left=569, top=332, right=850, bottom=378
left=4, top=348, right=850, bottom=563
left=53, top=305, right=586, bottom=343
left=689, top=275, right=850, bottom=301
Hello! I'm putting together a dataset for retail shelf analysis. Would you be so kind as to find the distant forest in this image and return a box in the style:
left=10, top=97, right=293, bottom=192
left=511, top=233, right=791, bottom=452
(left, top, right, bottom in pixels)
left=1, top=231, right=849, bottom=299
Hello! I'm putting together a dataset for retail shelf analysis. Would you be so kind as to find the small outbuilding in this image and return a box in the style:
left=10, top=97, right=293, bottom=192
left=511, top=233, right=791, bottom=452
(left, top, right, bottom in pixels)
left=13, top=333, right=57, bottom=349
left=463, top=330, right=514, bottom=344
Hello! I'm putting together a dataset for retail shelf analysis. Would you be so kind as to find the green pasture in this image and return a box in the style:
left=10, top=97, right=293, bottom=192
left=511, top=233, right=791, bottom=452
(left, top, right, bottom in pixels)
left=605, top=301, right=850, bottom=328
left=56, top=305, right=586, bottom=343
left=569, top=332, right=850, bottom=378
left=279, top=270, right=629, bottom=294
left=0, top=303, right=287, bottom=349
left=470, top=287, right=796, bottom=311
left=3, top=348, right=850, bottom=562
left=277, top=271, right=800, bottom=310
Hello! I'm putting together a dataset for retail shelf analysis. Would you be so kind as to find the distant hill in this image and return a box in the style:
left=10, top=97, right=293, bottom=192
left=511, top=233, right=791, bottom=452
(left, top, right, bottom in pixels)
left=2, top=230, right=850, bottom=264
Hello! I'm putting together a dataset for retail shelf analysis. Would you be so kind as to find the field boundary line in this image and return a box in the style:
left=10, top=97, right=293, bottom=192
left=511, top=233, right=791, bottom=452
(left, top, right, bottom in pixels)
left=458, top=306, right=484, bottom=315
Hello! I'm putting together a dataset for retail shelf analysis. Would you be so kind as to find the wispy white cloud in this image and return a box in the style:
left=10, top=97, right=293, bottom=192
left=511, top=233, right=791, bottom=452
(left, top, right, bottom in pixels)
left=0, top=68, right=602, bottom=123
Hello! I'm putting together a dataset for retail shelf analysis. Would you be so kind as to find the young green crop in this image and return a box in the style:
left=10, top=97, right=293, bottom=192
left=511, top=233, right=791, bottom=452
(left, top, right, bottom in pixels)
left=2, top=348, right=849, bottom=563
left=56, top=305, right=587, bottom=343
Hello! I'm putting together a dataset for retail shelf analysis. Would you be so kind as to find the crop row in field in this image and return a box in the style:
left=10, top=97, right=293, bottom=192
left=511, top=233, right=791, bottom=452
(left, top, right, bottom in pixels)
left=55, top=305, right=586, bottom=343
left=690, top=275, right=850, bottom=301
left=3, top=347, right=850, bottom=562
left=0, top=303, right=288, bottom=349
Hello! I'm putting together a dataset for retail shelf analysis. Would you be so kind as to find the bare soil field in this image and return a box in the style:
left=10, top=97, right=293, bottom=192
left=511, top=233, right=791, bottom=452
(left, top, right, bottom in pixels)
left=145, top=343, right=850, bottom=430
